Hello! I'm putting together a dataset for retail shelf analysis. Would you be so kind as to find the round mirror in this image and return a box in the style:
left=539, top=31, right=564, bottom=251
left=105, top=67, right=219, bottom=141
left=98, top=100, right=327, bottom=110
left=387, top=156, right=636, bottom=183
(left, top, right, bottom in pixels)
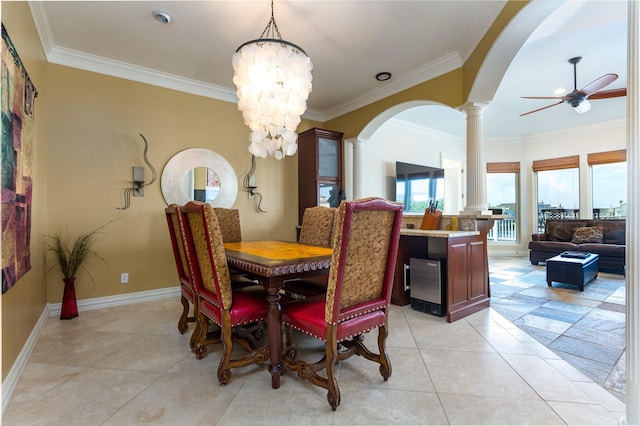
left=182, top=167, right=221, bottom=203
left=161, top=148, right=238, bottom=207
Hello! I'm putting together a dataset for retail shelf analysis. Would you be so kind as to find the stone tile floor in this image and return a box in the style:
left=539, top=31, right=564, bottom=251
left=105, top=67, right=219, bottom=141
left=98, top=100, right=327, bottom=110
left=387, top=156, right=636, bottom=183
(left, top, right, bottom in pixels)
left=3, top=255, right=628, bottom=424
left=489, top=255, right=626, bottom=401
left=4, top=294, right=626, bottom=425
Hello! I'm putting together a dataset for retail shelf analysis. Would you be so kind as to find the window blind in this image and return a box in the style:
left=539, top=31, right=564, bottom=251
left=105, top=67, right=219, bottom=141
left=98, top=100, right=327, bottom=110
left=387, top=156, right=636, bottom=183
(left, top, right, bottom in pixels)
left=486, top=162, right=520, bottom=173
left=532, top=155, right=579, bottom=172
left=587, top=149, right=626, bottom=165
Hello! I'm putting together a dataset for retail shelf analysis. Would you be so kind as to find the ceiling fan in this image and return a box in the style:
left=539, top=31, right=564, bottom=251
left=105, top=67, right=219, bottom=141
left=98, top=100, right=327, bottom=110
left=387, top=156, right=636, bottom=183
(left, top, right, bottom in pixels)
left=520, top=56, right=627, bottom=117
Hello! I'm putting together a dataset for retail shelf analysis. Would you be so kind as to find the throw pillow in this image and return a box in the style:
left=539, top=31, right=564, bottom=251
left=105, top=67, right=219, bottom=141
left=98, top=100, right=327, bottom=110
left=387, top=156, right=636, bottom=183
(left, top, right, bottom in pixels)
left=548, top=221, right=587, bottom=241
left=571, top=226, right=604, bottom=244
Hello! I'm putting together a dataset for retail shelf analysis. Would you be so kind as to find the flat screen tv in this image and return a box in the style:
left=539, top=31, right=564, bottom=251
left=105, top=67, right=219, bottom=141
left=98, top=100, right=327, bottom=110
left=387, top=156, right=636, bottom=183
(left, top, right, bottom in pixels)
left=395, top=161, right=444, bottom=213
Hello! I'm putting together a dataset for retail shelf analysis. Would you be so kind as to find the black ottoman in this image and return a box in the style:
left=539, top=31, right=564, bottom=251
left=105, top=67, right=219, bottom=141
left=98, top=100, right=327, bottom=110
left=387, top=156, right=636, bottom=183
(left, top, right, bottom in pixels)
left=546, top=252, right=599, bottom=291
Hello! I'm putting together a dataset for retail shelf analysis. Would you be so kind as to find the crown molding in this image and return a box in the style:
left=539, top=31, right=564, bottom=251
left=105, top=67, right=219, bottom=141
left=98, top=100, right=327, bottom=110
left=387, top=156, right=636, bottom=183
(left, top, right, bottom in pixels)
left=28, top=0, right=461, bottom=124
left=323, top=52, right=463, bottom=121
left=521, top=118, right=626, bottom=143
left=28, top=1, right=55, bottom=54
left=458, top=1, right=508, bottom=62
left=388, top=116, right=466, bottom=145
left=49, top=46, right=239, bottom=102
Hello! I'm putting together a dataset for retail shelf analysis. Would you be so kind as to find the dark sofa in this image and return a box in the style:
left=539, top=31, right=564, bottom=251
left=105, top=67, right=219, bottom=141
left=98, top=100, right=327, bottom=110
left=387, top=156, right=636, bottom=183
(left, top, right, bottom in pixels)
left=529, top=219, right=626, bottom=274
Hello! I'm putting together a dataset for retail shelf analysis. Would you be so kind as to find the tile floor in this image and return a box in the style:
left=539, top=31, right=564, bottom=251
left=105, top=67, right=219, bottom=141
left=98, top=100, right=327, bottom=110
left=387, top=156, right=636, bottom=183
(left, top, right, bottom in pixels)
left=489, top=255, right=626, bottom=401
left=3, top=256, right=627, bottom=425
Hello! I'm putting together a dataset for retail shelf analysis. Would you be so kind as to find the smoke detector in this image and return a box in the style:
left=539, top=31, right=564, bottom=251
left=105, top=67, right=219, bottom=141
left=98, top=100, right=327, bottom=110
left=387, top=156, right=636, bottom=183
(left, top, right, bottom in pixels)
left=152, top=10, right=172, bottom=24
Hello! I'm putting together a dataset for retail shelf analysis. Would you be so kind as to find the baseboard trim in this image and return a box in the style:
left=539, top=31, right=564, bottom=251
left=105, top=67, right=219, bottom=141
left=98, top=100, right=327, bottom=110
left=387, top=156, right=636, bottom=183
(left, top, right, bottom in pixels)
left=46, top=286, right=180, bottom=316
left=1, top=307, right=49, bottom=415
left=2, top=286, right=180, bottom=416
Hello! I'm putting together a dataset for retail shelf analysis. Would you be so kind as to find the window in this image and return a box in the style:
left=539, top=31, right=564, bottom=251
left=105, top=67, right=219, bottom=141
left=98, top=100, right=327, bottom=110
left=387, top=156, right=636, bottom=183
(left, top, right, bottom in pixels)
left=399, top=174, right=435, bottom=213
left=533, top=156, right=580, bottom=232
left=589, top=150, right=626, bottom=218
left=395, top=164, right=444, bottom=213
left=486, top=162, right=519, bottom=242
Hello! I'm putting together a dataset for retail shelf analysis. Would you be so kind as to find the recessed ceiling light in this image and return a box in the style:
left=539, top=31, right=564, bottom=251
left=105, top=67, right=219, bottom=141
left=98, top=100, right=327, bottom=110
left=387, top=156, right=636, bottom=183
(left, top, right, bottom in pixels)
left=152, top=10, right=172, bottom=24
left=376, top=72, right=392, bottom=82
left=554, top=87, right=566, bottom=95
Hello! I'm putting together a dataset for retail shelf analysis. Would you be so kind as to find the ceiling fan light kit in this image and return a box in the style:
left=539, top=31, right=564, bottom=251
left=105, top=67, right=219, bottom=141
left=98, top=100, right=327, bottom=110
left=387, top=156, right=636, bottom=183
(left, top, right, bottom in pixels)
left=573, top=100, right=591, bottom=114
left=520, top=56, right=626, bottom=117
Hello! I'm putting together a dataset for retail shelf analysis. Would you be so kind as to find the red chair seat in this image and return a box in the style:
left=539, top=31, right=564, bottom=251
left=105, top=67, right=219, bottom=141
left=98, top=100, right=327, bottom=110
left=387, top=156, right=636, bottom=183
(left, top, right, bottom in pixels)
left=179, top=201, right=269, bottom=384
left=283, top=299, right=386, bottom=342
left=281, top=198, right=403, bottom=410
left=196, top=287, right=267, bottom=327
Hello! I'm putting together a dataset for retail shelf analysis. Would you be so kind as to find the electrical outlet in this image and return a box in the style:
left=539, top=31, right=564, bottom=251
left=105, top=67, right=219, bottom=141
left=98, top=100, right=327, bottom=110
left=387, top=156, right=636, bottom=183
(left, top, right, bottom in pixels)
left=120, top=273, right=129, bottom=284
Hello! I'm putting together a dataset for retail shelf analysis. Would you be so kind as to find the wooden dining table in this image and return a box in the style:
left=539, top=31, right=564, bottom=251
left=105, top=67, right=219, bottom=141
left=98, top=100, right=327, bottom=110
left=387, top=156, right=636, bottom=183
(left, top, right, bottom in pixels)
left=223, top=240, right=333, bottom=389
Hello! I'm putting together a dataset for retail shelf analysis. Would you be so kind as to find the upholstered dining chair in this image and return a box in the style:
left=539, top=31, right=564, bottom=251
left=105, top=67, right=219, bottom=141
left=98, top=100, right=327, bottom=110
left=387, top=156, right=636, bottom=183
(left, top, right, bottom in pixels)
left=283, top=206, right=337, bottom=299
left=213, top=207, right=242, bottom=243
left=213, top=207, right=260, bottom=288
left=280, top=197, right=403, bottom=410
left=181, top=201, right=269, bottom=385
left=165, top=204, right=198, bottom=349
left=298, top=205, right=337, bottom=247
left=165, top=204, right=260, bottom=352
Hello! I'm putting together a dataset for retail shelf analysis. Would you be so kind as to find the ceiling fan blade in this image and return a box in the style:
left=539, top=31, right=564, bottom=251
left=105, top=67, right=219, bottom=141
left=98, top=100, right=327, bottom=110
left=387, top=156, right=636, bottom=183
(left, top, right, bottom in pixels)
left=521, top=96, right=566, bottom=100
left=580, top=73, right=618, bottom=96
left=589, top=87, right=627, bottom=100
left=520, top=101, right=564, bottom=117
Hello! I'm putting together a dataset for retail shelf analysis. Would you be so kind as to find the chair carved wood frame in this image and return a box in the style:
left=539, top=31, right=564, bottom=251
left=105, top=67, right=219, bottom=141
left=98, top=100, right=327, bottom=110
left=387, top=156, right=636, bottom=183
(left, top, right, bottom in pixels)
left=165, top=204, right=199, bottom=351
left=181, top=201, right=269, bottom=385
left=281, top=197, right=403, bottom=410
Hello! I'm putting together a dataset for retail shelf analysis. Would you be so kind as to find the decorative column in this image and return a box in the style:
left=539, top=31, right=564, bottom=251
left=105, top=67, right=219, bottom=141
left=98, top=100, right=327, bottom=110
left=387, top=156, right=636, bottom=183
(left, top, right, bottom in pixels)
left=460, top=102, right=492, bottom=215
left=346, top=137, right=364, bottom=199
left=625, top=0, right=640, bottom=424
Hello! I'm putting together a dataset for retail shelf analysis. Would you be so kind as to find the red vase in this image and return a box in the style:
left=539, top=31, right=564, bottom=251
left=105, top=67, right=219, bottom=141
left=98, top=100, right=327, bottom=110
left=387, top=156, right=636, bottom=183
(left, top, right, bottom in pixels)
left=60, top=277, right=78, bottom=320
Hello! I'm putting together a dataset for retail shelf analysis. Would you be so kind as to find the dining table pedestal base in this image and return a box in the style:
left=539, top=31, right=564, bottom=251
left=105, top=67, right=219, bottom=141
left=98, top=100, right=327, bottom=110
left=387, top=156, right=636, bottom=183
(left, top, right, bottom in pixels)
left=266, top=287, right=283, bottom=388
left=223, top=240, right=333, bottom=390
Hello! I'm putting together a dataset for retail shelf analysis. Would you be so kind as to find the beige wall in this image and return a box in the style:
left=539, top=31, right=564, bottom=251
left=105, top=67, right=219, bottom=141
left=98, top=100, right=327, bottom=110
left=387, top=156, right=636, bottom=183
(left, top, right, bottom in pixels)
left=43, top=64, right=321, bottom=302
left=1, top=1, right=522, bottom=387
left=1, top=3, right=325, bottom=382
left=2, top=2, right=49, bottom=381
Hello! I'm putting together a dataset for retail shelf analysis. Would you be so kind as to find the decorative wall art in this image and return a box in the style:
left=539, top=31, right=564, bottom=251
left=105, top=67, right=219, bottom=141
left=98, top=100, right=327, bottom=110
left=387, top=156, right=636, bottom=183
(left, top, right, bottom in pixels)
left=2, top=24, right=38, bottom=293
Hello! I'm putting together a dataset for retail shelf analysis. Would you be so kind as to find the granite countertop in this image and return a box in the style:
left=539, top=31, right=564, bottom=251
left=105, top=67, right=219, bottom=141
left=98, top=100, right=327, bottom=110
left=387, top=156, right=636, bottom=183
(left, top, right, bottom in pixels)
left=400, top=228, right=479, bottom=238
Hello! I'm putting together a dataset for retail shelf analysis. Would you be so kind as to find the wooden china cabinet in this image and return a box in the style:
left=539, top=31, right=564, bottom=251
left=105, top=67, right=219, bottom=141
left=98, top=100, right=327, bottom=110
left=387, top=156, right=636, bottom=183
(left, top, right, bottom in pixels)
left=297, top=128, right=344, bottom=225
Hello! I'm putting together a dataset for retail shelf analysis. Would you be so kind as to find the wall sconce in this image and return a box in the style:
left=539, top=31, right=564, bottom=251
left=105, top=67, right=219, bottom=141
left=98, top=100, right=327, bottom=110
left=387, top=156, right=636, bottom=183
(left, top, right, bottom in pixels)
left=133, top=166, right=145, bottom=196
left=118, top=133, right=157, bottom=210
left=243, top=155, right=266, bottom=213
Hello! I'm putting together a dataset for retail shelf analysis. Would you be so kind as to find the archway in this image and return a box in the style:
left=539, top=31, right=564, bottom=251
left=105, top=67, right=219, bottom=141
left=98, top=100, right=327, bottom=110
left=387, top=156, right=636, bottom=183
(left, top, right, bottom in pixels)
left=345, top=1, right=565, bottom=209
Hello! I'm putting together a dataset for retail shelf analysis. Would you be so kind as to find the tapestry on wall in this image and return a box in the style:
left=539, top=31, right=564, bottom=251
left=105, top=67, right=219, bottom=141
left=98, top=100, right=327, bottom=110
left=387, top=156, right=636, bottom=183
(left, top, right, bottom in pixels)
left=1, top=24, right=38, bottom=293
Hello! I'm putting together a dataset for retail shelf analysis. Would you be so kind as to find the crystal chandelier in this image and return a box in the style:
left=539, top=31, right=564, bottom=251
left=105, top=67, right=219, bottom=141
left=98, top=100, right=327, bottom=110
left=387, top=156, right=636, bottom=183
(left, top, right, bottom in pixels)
left=232, top=1, right=313, bottom=160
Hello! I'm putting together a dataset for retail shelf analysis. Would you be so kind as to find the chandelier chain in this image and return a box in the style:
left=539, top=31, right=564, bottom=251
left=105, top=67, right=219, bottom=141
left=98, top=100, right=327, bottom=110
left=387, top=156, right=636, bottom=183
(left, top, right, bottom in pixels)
left=259, top=0, right=282, bottom=40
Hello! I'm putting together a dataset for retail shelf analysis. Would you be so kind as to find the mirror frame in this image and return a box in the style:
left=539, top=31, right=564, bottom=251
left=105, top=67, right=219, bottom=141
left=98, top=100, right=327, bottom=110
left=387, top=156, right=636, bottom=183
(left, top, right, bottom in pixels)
left=161, top=148, right=238, bottom=207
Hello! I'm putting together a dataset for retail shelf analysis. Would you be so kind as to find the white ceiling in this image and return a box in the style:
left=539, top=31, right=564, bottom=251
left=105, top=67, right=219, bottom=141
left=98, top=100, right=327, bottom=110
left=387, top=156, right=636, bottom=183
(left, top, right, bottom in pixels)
left=28, top=0, right=628, bottom=141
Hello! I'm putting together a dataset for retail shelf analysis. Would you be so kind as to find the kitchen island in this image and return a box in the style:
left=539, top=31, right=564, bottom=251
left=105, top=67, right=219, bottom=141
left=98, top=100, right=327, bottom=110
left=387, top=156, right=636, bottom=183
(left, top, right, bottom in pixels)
left=392, top=219, right=490, bottom=323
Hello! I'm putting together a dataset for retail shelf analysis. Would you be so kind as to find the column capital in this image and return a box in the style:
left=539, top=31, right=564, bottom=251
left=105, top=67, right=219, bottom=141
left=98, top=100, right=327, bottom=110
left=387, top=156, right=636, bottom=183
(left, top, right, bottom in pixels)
left=459, top=102, right=489, bottom=115
left=345, top=137, right=363, bottom=146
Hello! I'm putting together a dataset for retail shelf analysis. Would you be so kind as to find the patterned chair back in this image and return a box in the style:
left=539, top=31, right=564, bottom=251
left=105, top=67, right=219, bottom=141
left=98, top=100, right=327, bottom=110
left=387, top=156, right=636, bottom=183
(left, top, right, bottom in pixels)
left=324, top=198, right=403, bottom=324
left=182, top=201, right=233, bottom=310
left=164, top=204, right=192, bottom=287
left=214, top=207, right=242, bottom=243
left=298, top=206, right=337, bottom=247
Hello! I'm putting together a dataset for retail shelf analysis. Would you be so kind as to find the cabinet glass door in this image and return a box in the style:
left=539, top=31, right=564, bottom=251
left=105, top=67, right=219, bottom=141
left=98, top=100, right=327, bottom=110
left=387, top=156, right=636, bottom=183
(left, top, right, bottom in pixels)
left=318, top=137, right=339, bottom=177
left=318, top=182, right=339, bottom=207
